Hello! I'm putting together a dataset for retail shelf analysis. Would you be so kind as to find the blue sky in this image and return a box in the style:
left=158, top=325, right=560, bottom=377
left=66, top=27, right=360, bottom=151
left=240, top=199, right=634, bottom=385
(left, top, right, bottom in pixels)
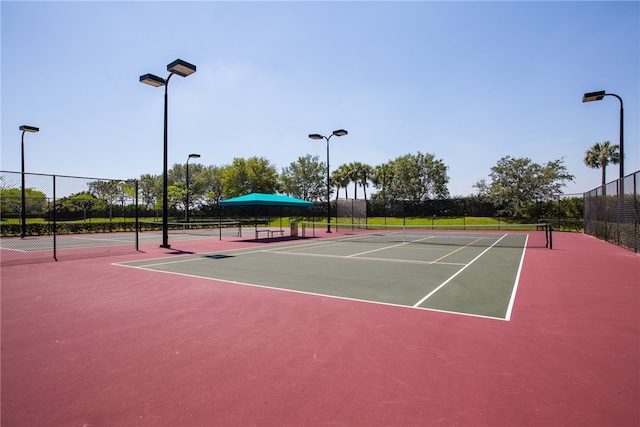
left=2, top=1, right=638, bottom=198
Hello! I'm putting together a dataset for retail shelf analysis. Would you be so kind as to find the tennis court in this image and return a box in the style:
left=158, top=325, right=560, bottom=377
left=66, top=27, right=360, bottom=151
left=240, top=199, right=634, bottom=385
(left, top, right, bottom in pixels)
left=117, top=224, right=550, bottom=320
left=2, top=228, right=639, bottom=427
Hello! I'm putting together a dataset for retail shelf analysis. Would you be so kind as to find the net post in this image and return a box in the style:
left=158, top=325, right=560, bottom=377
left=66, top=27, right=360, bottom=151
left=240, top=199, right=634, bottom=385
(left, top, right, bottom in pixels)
left=218, top=204, right=222, bottom=240
left=549, top=224, right=553, bottom=249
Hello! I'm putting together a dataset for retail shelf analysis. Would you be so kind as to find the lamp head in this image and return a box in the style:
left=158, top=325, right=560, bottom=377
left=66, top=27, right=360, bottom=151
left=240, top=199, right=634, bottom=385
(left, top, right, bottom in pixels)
left=19, top=125, right=39, bottom=133
left=332, top=129, right=348, bottom=137
left=582, top=91, right=606, bottom=103
left=168, top=59, right=196, bottom=77
left=140, top=73, right=166, bottom=87
left=188, top=153, right=201, bottom=159
left=308, top=134, right=324, bottom=140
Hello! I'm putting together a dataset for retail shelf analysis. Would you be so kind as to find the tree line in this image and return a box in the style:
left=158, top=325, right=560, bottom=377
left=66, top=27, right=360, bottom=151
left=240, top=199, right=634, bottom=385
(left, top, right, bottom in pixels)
left=132, top=151, right=451, bottom=217
left=6, top=141, right=623, bottom=220
left=135, top=151, right=579, bottom=218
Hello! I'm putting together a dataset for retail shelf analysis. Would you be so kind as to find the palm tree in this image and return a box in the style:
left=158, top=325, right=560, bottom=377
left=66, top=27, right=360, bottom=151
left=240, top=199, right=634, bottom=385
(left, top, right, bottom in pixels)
left=356, top=163, right=373, bottom=201
left=584, top=141, right=620, bottom=186
left=347, top=162, right=362, bottom=199
left=331, top=165, right=351, bottom=201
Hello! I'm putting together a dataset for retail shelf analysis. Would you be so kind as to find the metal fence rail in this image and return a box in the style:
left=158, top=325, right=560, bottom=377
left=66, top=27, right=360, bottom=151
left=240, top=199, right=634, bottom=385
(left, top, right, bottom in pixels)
left=584, top=171, right=639, bottom=252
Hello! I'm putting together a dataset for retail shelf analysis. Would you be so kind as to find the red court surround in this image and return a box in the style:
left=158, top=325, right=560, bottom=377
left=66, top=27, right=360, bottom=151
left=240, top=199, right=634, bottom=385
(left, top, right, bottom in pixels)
left=1, top=232, right=638, bottom=426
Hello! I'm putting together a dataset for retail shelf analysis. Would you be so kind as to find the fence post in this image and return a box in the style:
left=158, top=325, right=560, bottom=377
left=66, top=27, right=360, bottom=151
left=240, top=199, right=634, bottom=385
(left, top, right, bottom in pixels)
left=617, top=179, right=621, bottom=246
left=53, top=175, right=57, bottom=261
left=633, top=173, right=638, bottom=253
left=135, top=180, right=139, bottom=251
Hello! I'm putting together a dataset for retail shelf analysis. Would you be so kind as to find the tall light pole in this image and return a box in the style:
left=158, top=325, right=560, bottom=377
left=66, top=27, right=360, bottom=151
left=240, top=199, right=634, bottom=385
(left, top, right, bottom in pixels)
left=19, top=125, right=39, bottom=239
left=308, top=129, right=348, bottom=232
left=185, top=153, right=200, bottom=223
left=583, top=90, right=625, bottom=245
left=582, top=90, right=624, bottom=180
left=140, top=59, right=196, bottom=248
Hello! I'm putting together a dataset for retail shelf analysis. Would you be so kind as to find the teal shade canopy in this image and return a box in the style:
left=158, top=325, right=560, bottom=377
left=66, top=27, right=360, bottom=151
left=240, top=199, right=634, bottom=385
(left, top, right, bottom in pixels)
left=219, top=193, right=314, bottom=207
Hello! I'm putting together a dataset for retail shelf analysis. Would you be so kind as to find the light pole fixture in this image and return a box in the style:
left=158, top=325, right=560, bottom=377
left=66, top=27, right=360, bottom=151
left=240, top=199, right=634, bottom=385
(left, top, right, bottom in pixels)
left=582, top=90, right=624, bottom=180
left=308, top=129, right=348, bottom=233
left=185, top=153, right=201, bottom=223
left=140, top=59, right=196, bottom=248
left=19, top=125, right=39, bottom=239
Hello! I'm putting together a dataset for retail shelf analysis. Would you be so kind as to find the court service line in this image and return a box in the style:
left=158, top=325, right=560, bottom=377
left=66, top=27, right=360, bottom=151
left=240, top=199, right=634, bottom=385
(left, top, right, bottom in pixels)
left=346, top=241, right=411, bottom=258
left=430, top=237, right=483, bottom=263
left=266, top=249, right=466, bottom=266
left=266, top=239, right=335, bottom=251
left=343, top=235, right=443, bottom=258
left=413, top=234, right=508, bottom=308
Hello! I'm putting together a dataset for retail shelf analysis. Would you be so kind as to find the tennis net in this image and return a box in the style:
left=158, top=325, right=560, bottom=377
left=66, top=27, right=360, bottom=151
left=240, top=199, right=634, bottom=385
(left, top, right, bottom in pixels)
left=139, top=221, right=242, bottom=238
left=300, top=221, right=553, bottom=249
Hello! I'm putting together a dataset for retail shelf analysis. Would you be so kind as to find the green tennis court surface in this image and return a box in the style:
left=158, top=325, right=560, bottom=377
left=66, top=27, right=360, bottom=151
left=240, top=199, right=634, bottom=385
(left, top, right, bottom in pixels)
left=117, top=230, right=534, bottom=320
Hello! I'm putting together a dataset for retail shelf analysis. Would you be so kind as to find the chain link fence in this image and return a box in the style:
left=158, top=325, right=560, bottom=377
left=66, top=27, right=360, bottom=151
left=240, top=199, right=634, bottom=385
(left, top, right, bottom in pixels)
left=3, top=169, right=598, bottom=263
left=1, top=171, right=139, bottom=264
left=337, top=199, right=367, bottom=225
left=584, top=170, right=639, bottom=252
left=307, top=196, right=583, bottom=232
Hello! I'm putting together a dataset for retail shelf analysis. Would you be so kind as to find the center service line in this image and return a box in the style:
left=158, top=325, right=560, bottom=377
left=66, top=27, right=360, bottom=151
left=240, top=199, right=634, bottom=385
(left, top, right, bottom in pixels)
left=412, top=234, right=508, bottom=308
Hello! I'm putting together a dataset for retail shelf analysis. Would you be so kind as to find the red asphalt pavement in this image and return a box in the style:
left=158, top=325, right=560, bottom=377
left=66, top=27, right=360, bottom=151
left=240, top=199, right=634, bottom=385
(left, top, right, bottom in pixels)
left=1, top=232, right=638, bottom=426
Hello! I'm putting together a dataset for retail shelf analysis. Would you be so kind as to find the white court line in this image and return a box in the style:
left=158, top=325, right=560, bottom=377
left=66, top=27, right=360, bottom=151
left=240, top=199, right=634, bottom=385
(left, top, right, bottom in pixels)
left=429, top=237, right=483, bottom=263
left=343, top=235, right=447, bottom=258
left=68, top=235, right=133, bottom=243
left=267, top=239, right=334, bottom=251
left=113, top=238, right=323, bottom=269
left=504, top=234, right=528, bottom=321
left=126, top=235, right=482, bottom=269
left=346, top=241, right=412, bottom=258
left=413, top=234, right=508, bottom=308
left=0, top=247, right=29, bottom=253
left=266, top=250, right=466, bottom=266
left=116, top=247, right=274, bottom=268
